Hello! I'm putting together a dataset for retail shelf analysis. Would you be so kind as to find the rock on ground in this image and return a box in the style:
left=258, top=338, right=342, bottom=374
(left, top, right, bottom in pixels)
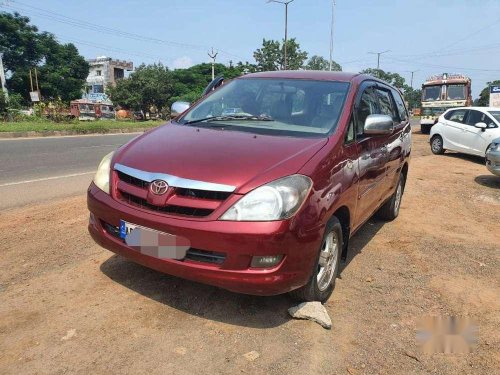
left=288, top=302, right=332, bottom=329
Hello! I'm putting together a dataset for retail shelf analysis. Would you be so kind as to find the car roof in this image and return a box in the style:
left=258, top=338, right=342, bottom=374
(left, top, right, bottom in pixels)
left=241, top=70, right=365, bottom=83
left=444, top=106, right=500, bottom=112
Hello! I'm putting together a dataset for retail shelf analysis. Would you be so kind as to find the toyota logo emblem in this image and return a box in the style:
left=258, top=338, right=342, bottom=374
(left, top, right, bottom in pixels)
left=150, top=180, right=169, bottom=195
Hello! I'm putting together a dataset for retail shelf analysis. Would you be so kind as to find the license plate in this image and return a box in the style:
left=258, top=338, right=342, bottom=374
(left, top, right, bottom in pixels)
left=119, top=220, right=137, bottom=239
left=119, top=220, right=190, bottom=260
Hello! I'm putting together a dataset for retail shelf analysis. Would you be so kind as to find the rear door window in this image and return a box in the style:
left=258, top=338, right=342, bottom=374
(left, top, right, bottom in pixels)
left=447, top=109, right=468, bottom=123
left=464, top=110, right=484, bottom=126
left=391, top=88, right=408, bottom=121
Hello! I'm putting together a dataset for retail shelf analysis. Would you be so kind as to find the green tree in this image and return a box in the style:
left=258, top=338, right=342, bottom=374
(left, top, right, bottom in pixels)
left=477, top=80, right=500, bottom=106
left=0, top=12, right=89, bottom=104
left=253, top=38, right=308, bottom=71
left=305, top=55, right=342, bottom=71
left=108, top=63, right=173, bottom=115
left=360, top=68, right=407, bottom=89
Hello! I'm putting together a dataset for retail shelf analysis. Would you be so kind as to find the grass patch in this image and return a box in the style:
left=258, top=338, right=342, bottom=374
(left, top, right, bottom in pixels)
left=0, top=119, right=165, bottom=134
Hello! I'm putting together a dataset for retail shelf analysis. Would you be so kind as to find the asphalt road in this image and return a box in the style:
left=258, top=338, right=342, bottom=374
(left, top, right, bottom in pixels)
left=0, top=133, right=139, bottom=210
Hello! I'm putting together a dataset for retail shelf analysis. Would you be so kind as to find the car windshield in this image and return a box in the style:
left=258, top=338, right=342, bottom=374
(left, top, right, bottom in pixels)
left=422, top=86, right=441, bottom=101
left=488, top=111, right=500, bottom=123
left=447, top=85, right=465, bottom=100
left=179, top=78, right=350, bottom=137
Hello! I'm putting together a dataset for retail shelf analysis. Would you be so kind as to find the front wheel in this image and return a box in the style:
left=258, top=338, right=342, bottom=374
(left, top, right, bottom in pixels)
left=431, top=135, right=445, bottom=155
left=377, top=173, right=405, bottom=221
left=289, top=217, right=342, bottom=303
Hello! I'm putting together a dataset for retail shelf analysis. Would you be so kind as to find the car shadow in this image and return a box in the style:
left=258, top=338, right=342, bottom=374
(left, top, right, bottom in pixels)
left=340, top=218, right=385, bottom=273
left=100, top=255, right=292, bottom=328
left=474, top=175, right=500, bottom=189
left=100, top=218, right=384, bottom=328
left=445, top=152, right=485, bottom=165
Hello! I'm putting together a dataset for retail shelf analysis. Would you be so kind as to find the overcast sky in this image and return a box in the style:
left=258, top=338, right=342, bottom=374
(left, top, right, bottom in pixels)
left=3, top=0, right=500, bottom=98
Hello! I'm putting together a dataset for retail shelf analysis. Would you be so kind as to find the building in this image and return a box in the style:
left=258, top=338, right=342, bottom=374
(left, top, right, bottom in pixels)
left=84, top=56, right=133, bottom=102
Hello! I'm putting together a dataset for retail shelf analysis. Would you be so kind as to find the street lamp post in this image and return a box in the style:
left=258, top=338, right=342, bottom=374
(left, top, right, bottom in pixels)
left=267, top=0, right=295, bottom=70
left=329, top=0, right=336, bottom=71
left=405, top=70, right=419, bottom=89
left=368, top=50, right=391, bottom=69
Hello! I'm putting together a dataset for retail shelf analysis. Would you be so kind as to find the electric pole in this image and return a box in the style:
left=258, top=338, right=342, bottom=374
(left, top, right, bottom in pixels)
left=329, top=0, right=336, bottom=71
left=208, top=48, right=218, bottom=81
left=267, top=0, right=294, bottom=70
left=368, top=50, right=390, bottom=69
left=405, top=70, right=419, bottom=89
left=0, top=52, right=8, bottom=101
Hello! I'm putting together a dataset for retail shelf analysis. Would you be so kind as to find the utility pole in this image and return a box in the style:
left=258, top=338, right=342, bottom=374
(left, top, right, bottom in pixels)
left=329, top=0, right=336, bottom=71
left=208, top=48, right=218, bottom=81
left=368, top=50, right=390, bottom=69
left=405, top=70, right=419, bottom=89
left=267, top=0, right=294, bottom=70
left=0, top=52, right=8, bottom=101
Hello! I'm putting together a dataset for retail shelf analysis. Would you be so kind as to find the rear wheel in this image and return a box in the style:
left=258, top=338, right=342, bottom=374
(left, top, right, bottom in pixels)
left=289, top=217, right=342, bottom=303
left=431, top=135, right=445, bottom=155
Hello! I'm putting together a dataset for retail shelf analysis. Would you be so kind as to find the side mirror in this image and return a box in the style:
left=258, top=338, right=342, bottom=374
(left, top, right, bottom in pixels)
left=171, top=101, right=190, bottom=118
left=364, top=114, right=394, bottom=135
left=475, top=122, right=487, bottom=131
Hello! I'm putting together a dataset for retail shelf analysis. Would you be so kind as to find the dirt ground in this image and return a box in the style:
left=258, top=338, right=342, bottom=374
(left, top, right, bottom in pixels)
left=1, top=127, right=499, bottom=375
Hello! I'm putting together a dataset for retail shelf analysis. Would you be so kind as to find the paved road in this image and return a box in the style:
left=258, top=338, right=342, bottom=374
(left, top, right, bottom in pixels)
left=0, top=133, right=139, bottom=210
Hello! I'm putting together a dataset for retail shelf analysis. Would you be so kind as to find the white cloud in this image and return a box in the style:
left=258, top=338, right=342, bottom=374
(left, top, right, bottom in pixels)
left=172, top=56, right=194, bottom=69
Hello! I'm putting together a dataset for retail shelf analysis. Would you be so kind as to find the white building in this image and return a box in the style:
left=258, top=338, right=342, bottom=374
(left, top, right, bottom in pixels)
left=85, top=56, right=133, bottom=101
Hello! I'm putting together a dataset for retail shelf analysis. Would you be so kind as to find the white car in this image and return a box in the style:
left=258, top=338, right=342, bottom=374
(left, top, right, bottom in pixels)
left=430, top=107, right=500, bottom=156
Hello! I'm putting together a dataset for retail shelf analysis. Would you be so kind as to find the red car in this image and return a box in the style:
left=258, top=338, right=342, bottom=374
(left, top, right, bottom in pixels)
left=88, top=71, right=411, bottom=302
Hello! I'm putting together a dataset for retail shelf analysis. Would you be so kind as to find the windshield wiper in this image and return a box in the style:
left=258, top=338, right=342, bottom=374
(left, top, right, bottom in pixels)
left=184, top=114, right=274, bottom=125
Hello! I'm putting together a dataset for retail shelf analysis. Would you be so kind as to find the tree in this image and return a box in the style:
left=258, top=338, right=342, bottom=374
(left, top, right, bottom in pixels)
left=305, top=55, right=341, bottom=71
left=108, top=63, right=173, bottom=115
left=477, top=80, right=500, bottom=106
left=360, top=68, right=406, bottom=89
left=253, top=38, right=308, bottom=71
left=0, top=12, right=89, bottom=104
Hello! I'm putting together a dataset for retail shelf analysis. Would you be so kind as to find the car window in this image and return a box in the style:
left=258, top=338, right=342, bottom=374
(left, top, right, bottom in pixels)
left=356, top=87, right=379, bottom=136
left=464, top=110, right=481, bottom=126
left=443, top=110, right=455, bottom=120
left=345, top=116, right=355, bottom=143
left=376, top=88, right=398, bottom=121
left=391, top=88, right=407, bottom=121
left=447, top=109, right=468, bottom=123
left=487, top=111, right=500, bottom=127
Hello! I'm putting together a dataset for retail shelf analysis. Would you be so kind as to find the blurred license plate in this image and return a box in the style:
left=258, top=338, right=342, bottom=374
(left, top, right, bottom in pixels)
left=119, top=220, right=190, bottom=259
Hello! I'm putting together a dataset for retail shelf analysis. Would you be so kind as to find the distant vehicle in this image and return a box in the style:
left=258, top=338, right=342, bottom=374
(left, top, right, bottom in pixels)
left=421, top=73, right=472, bottom=134
left=430, top=107, right=500, bottom=157
left=413, top=108, right=421, bottom=116
left=486, top=137, right=500, bottom=176
left=87, top=71, right=411, bottom=302
left=70, top=100, right=115, bottom=121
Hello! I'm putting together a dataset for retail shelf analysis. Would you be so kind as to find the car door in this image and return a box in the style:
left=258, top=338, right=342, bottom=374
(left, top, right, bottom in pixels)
left=462, top=110, right=497, bottom=156
left=442, top=109, right=469, bottom=152
left=353, top=83, right=390, bottom=227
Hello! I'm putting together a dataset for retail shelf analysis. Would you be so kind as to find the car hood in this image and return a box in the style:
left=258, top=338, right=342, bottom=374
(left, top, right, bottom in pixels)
left=114, top=123, right=328, bottom=194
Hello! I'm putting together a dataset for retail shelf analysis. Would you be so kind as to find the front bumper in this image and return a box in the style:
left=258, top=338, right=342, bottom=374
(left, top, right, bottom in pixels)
left=486, top=148, right=500, bottom=176
left=87, top=183, right=323, bottom=296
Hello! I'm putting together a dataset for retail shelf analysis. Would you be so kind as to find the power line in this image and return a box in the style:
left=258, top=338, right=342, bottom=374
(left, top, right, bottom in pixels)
left=1, top=1, right=247, bottom=60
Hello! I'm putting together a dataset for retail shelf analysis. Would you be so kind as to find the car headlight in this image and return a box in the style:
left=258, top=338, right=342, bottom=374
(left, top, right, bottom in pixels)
left=489, top=143, right=499, bottom=152
left=93, top=151, right=114, bottom=194
left=220, top=175, right=312, bottom=221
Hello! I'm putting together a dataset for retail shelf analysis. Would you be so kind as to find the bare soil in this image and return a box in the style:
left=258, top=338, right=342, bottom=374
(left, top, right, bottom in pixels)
left=1, top=128, right=499, bottom=375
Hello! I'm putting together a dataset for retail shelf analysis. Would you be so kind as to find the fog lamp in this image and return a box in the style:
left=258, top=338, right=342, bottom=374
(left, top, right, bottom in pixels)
left=251, top=255, right=283, bottom=268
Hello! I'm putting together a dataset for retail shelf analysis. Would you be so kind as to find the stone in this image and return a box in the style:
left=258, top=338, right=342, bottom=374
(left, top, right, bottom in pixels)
left=288, top=302, right=332, bottom=329
left=243, top=351, right=260, bottom=361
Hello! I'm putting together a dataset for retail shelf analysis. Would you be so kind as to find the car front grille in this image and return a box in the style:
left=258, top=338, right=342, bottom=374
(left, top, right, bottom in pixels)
left=102, top=221, right=226, bottom=265
left=114, top=169, right=231, bottom=218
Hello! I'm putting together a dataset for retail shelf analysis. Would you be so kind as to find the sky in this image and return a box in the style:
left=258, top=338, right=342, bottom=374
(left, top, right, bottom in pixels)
left=2, top=0, right=500, bottom=98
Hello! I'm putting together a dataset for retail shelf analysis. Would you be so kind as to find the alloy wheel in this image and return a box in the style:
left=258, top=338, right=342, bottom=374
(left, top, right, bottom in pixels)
left=317, top=231, right=339, bottom=292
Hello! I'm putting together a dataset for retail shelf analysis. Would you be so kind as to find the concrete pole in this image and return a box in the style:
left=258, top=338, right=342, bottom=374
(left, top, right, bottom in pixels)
left=0, top=53, right=9, bottom=101
left=208, top=48, right=218, bottom=81
left=329, top=0, right=336, bottom=71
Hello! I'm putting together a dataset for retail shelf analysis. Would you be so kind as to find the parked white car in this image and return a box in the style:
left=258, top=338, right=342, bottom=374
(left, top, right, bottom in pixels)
left=430, top=107, right=500, bottom=156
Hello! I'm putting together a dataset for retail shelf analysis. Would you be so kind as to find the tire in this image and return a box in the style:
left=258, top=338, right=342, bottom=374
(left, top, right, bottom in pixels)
left=421, top=124, right=431, bottom=134
left=377, top=173, right=405, bottom=221
left=431, top=135, right=445, bottom=155
left=289, top=217, right=343, bottom=303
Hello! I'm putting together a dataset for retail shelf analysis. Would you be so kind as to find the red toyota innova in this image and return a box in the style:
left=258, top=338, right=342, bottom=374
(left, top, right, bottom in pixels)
left=88, top=71, right=411, bottom=302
